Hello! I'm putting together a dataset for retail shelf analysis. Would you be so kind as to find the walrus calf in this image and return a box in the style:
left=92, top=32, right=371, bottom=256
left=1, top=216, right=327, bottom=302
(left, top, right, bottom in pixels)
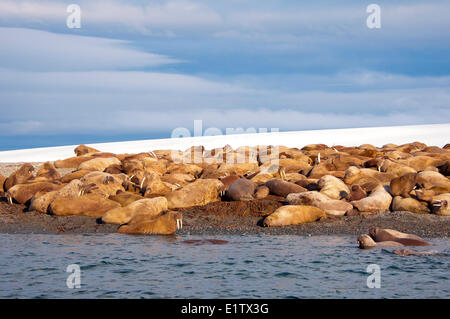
left=351, top=185, right=392, bottom=212
left=263, top=205, right=326, bottom=226
left=118, top=211, right=182, bottom=235
left=369, top=227, right=430, bottom=246
left=165, top=179, right=224, bottom=209
left=357, top=234, right=403, bottom=249
left=101, top=197, right=168, bottom=224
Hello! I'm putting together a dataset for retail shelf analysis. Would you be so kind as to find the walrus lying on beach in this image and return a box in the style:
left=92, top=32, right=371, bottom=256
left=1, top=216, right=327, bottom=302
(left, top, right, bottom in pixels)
left=8, top=181, right=62, bottom=205
left=3, top=163, right=34, bottom=191
left=389, top=173, right=417, bottom=198
left=392, top=196, right=430, bottom=214
left=108, top=191, right=144, bottom=207
left=117, top=211, right=182, bottom=235
left=54, top=153, right=116, bottom=168
left=263, top=205, right=326, bottom=226
left=101, top=197, right=168, bottom=224
left=74, top=144, right=100, bottom=156
left=286, top=191, right=353, bottom=216
left=165, top=179, right=224, bottom=209
left=225, top=178, right=269, bottom=201
left=351, top=185, right=392, bottom=212
left=49, top=193, right=121, bottom=218
left=369, top=227, right=430, bottom=246
left=344, top=166, right=394, bottom=186
left=33, top=162, right=61, bottom=182
left=318, top=175, right=350, bottom=200
left=0, top=174, right=6, bottom=192
left=265, top=178, right=306, bottom=197
left=78, top=157, right=122, bottom=172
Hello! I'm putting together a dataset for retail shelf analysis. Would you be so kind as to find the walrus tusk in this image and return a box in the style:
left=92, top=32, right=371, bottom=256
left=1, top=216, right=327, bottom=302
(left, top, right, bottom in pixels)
left=176, top=219, right=180, bottom=230
left=140, top=177, right=146, bottom=190
left=8, top=195, right=13, bottom=205
left=317, top=152, right=321, bottom=163
left=377, top=166, right=381, bottom=172
left=149, top=151, right=156, bottom=158
left=333, top=148, right=338, bottom=153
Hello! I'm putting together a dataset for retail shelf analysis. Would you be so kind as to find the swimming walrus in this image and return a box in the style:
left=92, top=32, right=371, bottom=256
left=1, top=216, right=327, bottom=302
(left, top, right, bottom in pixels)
left=357, top=234, right=404, bottom=249
left=118, top=211, right=182, bottom=235
left=263, top=205, right=326, bottom=226
left=369, top=227, right=430, bottom=246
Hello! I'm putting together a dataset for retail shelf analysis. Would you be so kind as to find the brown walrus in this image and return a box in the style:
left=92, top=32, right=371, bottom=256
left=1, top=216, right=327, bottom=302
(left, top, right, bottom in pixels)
left=118, top=211, right=182, bottom=235
left=3, top=163, right=34, bottom=191
left=389, top=173, right=417, bottom=198
left=265, top=178, right=306, bottom=197
left=7, top=182, right=62, bottom=205
left=49, top=193, right=121, bottom=217
left=357, top=234, right=404, bottom=249
left=165, top=179, right=224, bottom=209
left=369, top=227, right=430, bottom=246
left=226, top=178, right=257, bottom=201
left=74, top=144, right=100, bottom=156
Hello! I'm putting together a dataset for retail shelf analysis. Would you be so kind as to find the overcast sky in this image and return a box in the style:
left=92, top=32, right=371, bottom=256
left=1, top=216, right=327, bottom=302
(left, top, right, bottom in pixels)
left=0, top=0, right=449, bottom=149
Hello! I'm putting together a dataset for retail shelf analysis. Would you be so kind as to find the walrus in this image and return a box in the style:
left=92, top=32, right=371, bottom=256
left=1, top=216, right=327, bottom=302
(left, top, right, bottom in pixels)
left=138, top=171, right=173, bottom=197
left=348, top=184, right=367, bottom=201
left=101, top=196, right=168, bottom=224
left=357, top=234, right=403, bottom=249
left=33, top=162, right=61, bottom=182
left=369, top=227, right=430, bottom=246
left=351, top=185, right=392, bottom=212
left=391, top=196, right=430, bottom=214
left=49, top=193, right=121, bottom=217
left=29, top=179, right=85, bottom=213
left=78, top=157, right=122, bottom=172
left=254, top=185, right=270, bottom=199
left=318, top=175, right=350, bottom=200
left=219, top=175, right=241, bottom=190
left=214, top=162, right=259, bottom=178
left=161, top=173, right=196, bottom=187
left=142, top=157, right=168, bottom=175
left=61, top=170, right=91, bottom=183
left=3, top=163, right=34, bottom=191
left=295, top=179, right=320, bottom=191
left=104, top=164, right=123, bottom=174
left=438, top=161, right=450, bottom=176
left=389, top=173, right=417, bottom=198
left=416, top=171, right=450, bottom=191
left=7, top=181, right=62, bottom=205
left=379, top=159, right=416, bottom=177
left=398, top=155, right=445, bottom=172
left=265, top=178, right=306, bottom=197
left=79, top=171, right=126, bottom=197
left=344, top=166, right=394, bottom=186
left=165, top=179, right=224, bottom=209
left=166, top=163, right=203, bottom=176
left=430, top=193, right=450, bottom=215
left=74, top=144, right=100, bottom=156
left=263, top=205, right=326, bottom=226
left=226, top=178, right=257, bottom=201
left=286, top=191, right=353, bottom=216
left=0, top=174, right=6, bottom=192
left=108, top=191, right=144, bottom=207
left=118, top=211, right=182, bottom=235
left=54, top=153, right=116, bottom=168
left=393, top=249, right=449, bottom=257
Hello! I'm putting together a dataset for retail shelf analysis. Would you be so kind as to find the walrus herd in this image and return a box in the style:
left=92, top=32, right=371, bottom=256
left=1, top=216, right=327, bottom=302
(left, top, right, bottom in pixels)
left=0, top=141, right=449, bottom=236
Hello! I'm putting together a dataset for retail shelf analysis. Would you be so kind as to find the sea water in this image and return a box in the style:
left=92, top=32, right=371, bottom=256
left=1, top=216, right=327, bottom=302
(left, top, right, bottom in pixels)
left=0, top=234, right=448, bottom=298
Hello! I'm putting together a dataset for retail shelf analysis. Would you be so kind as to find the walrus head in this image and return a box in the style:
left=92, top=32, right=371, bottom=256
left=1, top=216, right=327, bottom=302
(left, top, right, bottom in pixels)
left=368, top=227, right=379, bottom=240
left=357, top=234, right=376, bottom=249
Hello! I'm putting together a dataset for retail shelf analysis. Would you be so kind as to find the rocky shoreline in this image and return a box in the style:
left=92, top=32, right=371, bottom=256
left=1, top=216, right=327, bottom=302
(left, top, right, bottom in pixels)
left=1, top=198, right=449, bottom=237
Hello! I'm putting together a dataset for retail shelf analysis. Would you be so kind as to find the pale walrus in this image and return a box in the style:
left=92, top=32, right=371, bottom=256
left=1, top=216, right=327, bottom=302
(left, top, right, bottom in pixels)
left=351, top=185, right=392, bottom=212
left=318, top=175, right=350, bottom=200
left=357, top=234, right=404, bottom=249
left=263, top=205, right=326, bottom=226
left=118, top=211, right=182, bottom=235
left=369, top=227, right=430, bottom=246
left=391, top=196, right=430, bottom=214
left=286, top=191, right=353, bottom=216
left=49, top=193, right=121, bottom=217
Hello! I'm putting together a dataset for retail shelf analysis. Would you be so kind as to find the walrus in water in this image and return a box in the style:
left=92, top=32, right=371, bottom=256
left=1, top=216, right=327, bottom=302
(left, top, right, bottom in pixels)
left=369, top=227, right=430, bottom=246
left=393, top=249, right=449, bottom=257
left=357, top=234, right=404, bottom=249
left=118, top=211, right=182, bottom=235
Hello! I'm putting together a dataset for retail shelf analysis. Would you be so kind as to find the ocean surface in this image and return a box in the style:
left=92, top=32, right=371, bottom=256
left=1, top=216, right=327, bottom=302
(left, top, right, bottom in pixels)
left=0, top=234, right=448, bottom=299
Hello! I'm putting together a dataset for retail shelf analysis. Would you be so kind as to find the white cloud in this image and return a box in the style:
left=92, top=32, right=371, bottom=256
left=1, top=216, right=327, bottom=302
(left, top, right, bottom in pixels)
left=0, top=27, right=180, bottom=71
